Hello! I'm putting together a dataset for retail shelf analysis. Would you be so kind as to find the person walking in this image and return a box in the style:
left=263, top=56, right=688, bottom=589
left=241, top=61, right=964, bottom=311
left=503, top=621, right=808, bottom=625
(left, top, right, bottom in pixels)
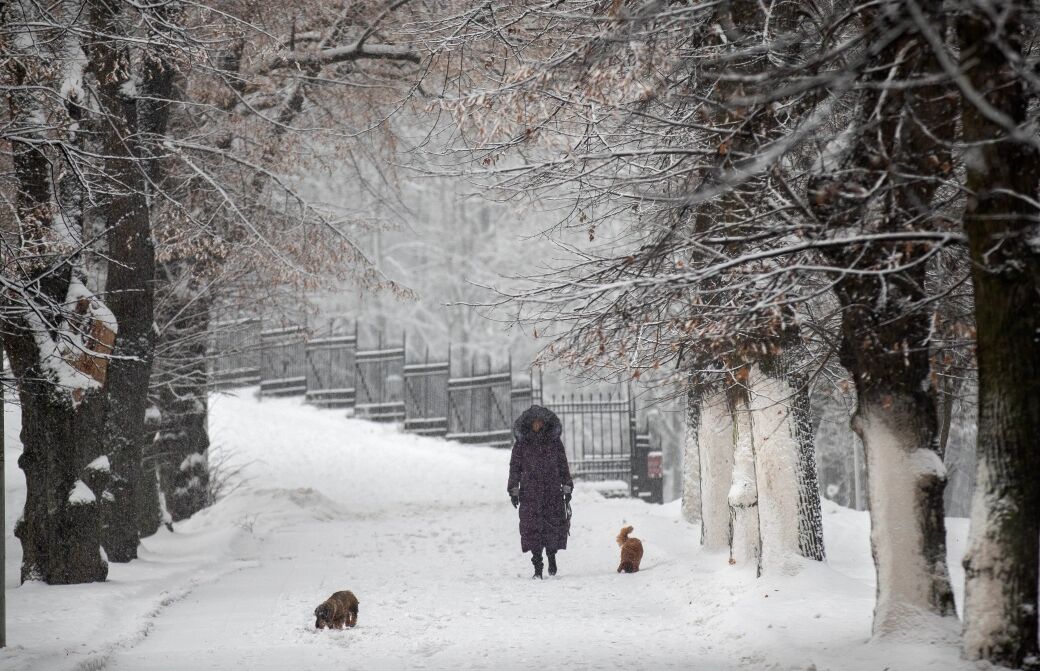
left=507, top=405, right=573, bottom=579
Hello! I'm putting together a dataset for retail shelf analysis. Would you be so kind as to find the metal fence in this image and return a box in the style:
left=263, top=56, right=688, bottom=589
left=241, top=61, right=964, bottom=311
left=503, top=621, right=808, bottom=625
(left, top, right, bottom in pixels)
left=259, top=326, right=307, bottom=396
left=305, top=334, right=357, bottom=408
left=403, top=356, right=450, bottom=437
left=355, top=337, right=406, bottom=422
left=207, top=319, right=663, bottom=500
left=447, top=366, right=513, bottom=447
left=543, top=392, right=636, bottom=485
left=209, top=318, right=261, bottom=388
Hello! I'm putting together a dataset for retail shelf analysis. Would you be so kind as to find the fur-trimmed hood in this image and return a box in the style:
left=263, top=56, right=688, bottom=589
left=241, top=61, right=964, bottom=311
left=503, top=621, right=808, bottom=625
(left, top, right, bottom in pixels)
left=513, top=405, right=563, bottom=442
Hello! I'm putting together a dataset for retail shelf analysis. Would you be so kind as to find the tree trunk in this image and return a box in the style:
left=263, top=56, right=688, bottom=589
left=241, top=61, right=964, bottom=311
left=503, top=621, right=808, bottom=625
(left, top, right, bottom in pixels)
left=5, top=0, right=110, bottom=584
left=728, top=386, right=761, bottom=570
left=152, top=285, right=212, bottom=522
left=681, top=382, right=702, bottom=524
left=790, top=371, right=825, bottom=561
left=806, top=0, right=958, bottom=636
left=699, top=389, right=735, bottom=551
left=136, top=401, right=164, bottom=537
left=853, top=392, right=953, bottom=634
left=10, top=364, right=110, bottom=584
left=747, top=364, right=824, bottom=572
left=87, top=0, right=157, bottom=562
left=138, top=4, right=192, bottom=534
left=957, top=3, right=1040, bottom=666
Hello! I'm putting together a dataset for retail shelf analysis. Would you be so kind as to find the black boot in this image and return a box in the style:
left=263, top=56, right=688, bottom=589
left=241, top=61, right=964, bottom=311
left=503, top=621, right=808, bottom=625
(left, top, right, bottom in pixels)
left=531, top=550, right=544, bottom=579
left=547, top=551, right=557, bottom=577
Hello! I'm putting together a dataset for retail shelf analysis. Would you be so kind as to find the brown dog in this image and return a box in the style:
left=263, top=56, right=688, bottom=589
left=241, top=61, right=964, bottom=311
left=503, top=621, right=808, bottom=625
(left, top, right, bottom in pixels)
left=616, top=525, right=644, bottom=573
left=314, top=590, right=359, bottom=629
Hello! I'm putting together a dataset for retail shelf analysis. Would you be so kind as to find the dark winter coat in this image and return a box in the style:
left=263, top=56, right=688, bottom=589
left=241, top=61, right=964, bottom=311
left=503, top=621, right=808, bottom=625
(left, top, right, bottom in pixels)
left=507, top=405, right=573, bottom=553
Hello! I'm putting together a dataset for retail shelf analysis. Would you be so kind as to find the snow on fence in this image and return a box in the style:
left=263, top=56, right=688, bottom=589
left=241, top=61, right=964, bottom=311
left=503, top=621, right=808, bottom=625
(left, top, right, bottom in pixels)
left=207, top=320, right=664, bottom=499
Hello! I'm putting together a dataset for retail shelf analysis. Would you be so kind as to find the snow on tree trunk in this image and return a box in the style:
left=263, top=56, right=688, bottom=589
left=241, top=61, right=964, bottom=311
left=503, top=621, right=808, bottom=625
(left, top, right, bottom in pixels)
left=853, top=396, right=955, bottom=636
left=681, top=383, right=702, bottom=524
left=763, top=346, right=826, bottom=562
left=746, top=366, right=817, bottom=573
left=699, top=389, right=735, bottom=551
left=728, top=387, right=761, bottom=570
left=957, top=3, right=1040, bottom=666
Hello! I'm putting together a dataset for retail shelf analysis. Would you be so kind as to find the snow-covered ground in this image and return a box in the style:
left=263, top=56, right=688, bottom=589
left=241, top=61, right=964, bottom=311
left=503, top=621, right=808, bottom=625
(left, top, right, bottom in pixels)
left=1, top=389, right=973, bottom=670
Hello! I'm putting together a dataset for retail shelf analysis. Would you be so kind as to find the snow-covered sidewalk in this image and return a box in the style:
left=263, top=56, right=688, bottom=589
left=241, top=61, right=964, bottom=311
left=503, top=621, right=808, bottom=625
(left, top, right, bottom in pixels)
left=2, top=390, right=972, bottom=670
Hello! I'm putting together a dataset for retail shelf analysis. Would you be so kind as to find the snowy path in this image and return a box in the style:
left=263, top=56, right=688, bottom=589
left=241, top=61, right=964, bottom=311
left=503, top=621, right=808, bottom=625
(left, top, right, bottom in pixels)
left=106, top=392, right=724, bottom=670
left=3, top=390, right=973, bottom=670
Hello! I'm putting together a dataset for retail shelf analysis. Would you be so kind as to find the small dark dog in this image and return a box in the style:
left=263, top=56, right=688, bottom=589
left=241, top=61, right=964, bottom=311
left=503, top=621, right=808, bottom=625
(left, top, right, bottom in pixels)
left=314, top=590, right=359, bottom=629
left=617, top=525, right=644, bottom=573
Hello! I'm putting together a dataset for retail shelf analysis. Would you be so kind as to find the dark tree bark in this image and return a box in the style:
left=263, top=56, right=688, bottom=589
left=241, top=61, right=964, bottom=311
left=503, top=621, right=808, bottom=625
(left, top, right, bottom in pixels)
left=136, top=5, right=188, bottom=536
left=152, top=287, right=212, bottom=522
left=87, top=0, right=157, bottom=562
left=790, top=378, right=824, bottom=561
left=956, top=2, right=1040, bottom=666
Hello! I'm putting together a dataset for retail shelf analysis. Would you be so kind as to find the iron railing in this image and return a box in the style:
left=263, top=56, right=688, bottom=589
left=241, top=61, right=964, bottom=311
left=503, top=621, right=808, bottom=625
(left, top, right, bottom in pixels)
left=305, top=333, right=357, bottom=408
left=207, top=320, right=660, bottom=500
left=259, top=326, right=307, bottom=396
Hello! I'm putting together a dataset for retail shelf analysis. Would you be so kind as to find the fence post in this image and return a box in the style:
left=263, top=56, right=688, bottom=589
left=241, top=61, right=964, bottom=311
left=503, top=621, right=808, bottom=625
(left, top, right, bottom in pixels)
left=258, top=320, right=265, bottom=401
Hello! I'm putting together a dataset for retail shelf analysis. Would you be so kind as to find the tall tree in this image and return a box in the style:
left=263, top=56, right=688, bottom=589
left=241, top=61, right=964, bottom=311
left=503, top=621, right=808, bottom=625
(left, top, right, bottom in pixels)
left=87, top=0, right=159, bottom=562
left=955, top=0, right=1040, bottom=665
left=3, top=0, right=114, bottom=583
left=806, top=0, right=958, bottom=633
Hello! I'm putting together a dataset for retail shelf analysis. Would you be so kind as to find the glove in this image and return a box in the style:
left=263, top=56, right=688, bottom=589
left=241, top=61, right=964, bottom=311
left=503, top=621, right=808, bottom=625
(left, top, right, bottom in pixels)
left=511, top=495, right=519, bottom=508
left=562, top=484, right=572, bottom=503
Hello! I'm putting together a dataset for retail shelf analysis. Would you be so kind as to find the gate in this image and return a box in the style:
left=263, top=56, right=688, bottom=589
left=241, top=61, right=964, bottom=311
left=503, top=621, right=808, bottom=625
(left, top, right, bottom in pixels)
left=209, top=318, right=261, bottom=388
left=259, top=325, right=307, bottom=396
left=544, top=392, right=636, bottom=485
left=355, top=338, right=405, bottom=421
left=510, top=368, right=541, bottom=421
left=447, top=365, right=513, bottom=447
left=305, top=333, right=357, bottom=408
left=403, top=356, right=449, bottom=437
